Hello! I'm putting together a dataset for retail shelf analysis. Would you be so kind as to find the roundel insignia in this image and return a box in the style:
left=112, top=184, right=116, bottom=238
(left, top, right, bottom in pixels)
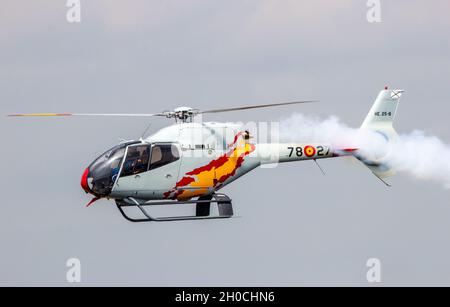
left=304, top=145, right=316, bottom=157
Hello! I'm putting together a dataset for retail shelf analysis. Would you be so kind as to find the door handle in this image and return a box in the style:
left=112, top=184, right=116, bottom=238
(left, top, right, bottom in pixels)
left=165, top=174, right=172, bottom=179
left=134, top=174, right=141, bottom=179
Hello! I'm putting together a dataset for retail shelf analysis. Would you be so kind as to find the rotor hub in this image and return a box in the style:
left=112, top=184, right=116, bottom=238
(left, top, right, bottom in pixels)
left=165, top=107, right=199, bottom=123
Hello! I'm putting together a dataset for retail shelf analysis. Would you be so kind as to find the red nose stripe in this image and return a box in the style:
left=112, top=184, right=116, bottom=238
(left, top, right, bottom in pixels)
left=81, top=168, right=90, bottom=193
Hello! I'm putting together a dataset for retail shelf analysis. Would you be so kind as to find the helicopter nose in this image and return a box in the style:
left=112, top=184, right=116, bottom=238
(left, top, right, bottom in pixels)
left=81, top=167, right=92, bottom=194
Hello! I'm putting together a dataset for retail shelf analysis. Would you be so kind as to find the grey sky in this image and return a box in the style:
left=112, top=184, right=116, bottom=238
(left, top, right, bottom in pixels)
left=1, top=0, right=450, bottom=286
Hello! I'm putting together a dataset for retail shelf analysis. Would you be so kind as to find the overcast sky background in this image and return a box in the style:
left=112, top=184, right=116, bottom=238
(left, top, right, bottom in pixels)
left=1, top=0, right=450, bottom=286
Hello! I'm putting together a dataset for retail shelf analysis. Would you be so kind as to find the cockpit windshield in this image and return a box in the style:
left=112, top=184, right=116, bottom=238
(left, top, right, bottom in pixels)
left=87, top=141, right=138, bottom=196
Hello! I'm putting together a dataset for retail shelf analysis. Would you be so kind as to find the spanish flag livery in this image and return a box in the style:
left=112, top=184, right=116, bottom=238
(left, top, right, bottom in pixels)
left=164, top=132, right=256, bottom=200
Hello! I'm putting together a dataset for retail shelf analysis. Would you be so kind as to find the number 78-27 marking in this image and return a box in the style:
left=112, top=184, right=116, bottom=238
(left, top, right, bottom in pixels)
left=287, top=146, right=329, bottom=157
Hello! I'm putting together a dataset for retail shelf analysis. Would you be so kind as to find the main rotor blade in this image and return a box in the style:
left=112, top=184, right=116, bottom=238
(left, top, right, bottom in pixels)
left=7, top=113, right=166, bottom=117
left=200, top=100, right=317, bottom=114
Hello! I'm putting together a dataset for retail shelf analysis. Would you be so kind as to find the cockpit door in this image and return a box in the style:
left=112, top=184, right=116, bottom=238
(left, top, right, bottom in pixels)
left=112, top=143, right=151, bottom=193
left=145, top=143, right=181, bottom=190
left=113, top=143, right=181, bottom=195
left=119, top=144, right=151, bottom=178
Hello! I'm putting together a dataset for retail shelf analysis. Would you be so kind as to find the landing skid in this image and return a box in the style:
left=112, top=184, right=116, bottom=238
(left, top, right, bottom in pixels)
left=115, top=193, right=234, bottom=222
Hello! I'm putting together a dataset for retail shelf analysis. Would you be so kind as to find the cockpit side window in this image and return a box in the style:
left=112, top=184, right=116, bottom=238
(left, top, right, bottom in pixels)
left=120, top=145, right=151, bottom=177
left=149, top=144, right=180, bottom=170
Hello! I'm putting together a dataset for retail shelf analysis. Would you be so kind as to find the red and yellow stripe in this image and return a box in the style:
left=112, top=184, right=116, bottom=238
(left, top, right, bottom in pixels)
left=8, top=113, right=72, bottom=117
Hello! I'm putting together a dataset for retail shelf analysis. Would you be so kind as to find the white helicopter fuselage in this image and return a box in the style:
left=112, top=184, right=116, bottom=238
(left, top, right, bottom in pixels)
left=107, top=122, right=336, bottom=201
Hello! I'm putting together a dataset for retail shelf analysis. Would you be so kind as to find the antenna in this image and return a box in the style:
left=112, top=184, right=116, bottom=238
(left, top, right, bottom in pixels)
left=140, top=121, right=153, bottom=140
left=313, top=159, right=326, bottom=175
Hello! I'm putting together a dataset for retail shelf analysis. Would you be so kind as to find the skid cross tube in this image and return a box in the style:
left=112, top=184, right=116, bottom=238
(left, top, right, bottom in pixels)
left=115, top=194, right=234, bottom=222
left=119, top=198, right=215, bottom=207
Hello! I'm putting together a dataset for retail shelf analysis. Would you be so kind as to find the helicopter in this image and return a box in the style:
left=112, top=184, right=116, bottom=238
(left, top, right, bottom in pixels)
left=8, top=87, right=403, bottom=222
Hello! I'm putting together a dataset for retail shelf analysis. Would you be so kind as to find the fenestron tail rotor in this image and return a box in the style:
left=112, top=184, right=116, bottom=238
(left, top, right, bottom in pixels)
left=7, top=100, right=316, bottom=123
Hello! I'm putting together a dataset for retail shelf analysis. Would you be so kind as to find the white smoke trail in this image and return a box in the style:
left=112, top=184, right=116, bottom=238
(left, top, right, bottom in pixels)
left=278, top=113, right=450, bottom=188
